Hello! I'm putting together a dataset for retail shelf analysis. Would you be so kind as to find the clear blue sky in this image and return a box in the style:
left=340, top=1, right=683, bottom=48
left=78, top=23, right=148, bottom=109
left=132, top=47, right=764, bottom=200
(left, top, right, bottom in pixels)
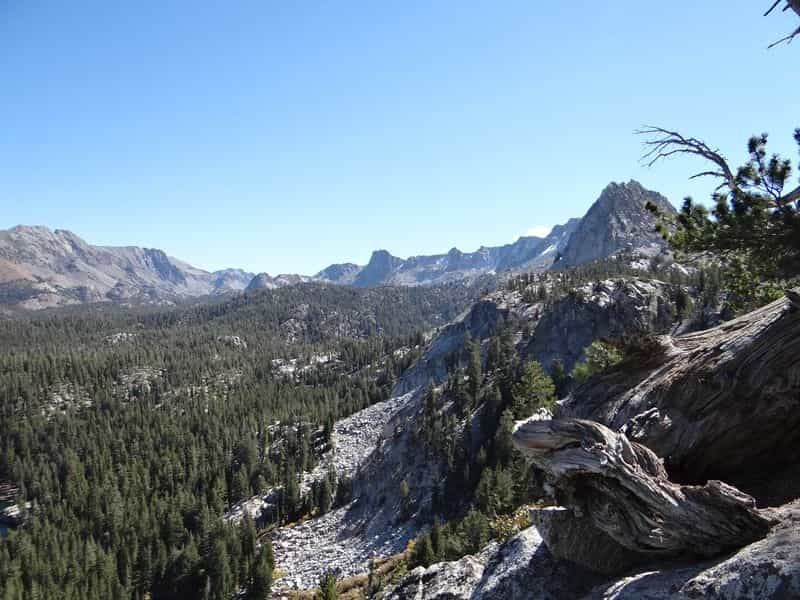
left=2, top=1, right=798, bottom=274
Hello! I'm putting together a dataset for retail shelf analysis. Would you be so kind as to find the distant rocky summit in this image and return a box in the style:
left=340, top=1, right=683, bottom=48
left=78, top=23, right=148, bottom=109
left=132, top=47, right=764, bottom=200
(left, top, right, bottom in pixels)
left=316, top=180, right=673, bottom=287
left=0, top=179, right=675, bottom=311
left=0, top=225, right=253, bottom=311
left=556, top=180, right=674, bottom=268
left=245, top=272, right=312, bottom=292
left=313, top=262, right=362, bottom=285
left=317, top=221, right=581, bottom=288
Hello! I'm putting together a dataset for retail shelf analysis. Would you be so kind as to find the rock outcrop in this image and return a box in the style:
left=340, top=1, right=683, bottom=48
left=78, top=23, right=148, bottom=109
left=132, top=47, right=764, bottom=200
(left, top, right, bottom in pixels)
left=385, top=526, right=602, bottom=600
left=587, top=499, right=800, bottom=599
left=388, top=287, right=799, bottom=599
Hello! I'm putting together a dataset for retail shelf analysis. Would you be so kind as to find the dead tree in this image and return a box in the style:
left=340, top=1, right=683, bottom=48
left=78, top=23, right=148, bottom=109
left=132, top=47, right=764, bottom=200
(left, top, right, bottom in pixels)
left=513, top=418, right=773, bottom=559
left=765, top=1, right=800, bottom=47
left=636, top=126, right=800, bottom=208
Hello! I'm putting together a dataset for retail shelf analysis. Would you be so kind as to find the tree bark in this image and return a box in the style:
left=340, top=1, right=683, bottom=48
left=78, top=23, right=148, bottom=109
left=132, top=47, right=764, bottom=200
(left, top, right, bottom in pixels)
left=513, top=418, right=774, bottom=559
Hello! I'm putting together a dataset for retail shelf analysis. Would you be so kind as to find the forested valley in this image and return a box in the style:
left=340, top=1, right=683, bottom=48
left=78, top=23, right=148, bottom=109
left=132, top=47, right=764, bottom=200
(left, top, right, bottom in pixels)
left=0, top=282, right=484, bottom=599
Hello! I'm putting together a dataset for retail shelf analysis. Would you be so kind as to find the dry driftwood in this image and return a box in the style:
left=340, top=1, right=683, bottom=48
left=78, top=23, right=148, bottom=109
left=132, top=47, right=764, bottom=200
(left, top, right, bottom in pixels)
left=513, top=418, right=773, bottom=559
left=560, top=290, right=800, bottom=485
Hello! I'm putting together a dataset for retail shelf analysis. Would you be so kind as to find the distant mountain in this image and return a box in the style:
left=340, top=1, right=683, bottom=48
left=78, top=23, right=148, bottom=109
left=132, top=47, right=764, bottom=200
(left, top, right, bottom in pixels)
left=0, top=179, right=676, bottom=311
left=556, top=180, right=675, bottom=268
left=208, top=268, right=257, bottom=291
left=314, top=263, right=361, bottom=285
left=315, top=222, right=581, bottom=288
left=315, top=180, right=674, bottom=287
left=0, top=226, right=253, bottom=311
left=245, top=272, right=311, bottom=292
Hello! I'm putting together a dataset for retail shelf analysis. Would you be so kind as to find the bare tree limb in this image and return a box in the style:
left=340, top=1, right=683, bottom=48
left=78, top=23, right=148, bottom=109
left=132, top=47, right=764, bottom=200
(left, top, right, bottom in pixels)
left=765, top=0, right=783, bottom=16
left=637, top=126, right=800, bottom=208
left=766, top=1, right=800, bottom=47
left=636, top=126, right=739, bottom=194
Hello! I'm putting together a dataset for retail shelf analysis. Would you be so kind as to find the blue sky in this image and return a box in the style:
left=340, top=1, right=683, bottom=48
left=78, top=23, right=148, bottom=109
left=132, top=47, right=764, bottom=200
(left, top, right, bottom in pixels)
left=2, top=1, right=798, bottom=275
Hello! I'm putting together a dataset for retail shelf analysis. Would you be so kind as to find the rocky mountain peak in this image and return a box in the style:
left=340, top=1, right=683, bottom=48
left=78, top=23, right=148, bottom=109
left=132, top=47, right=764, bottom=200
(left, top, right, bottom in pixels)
left=209, top=268, right=255, bottom=291
left=245, top=272, right=277, bottom=291
left=0, top=225, right=252, bottom=311
left=556, top=179, right=675, bottom=268
left=353, top=249, right=405, bottom=287
left=314, top=262, right=360, bottom=285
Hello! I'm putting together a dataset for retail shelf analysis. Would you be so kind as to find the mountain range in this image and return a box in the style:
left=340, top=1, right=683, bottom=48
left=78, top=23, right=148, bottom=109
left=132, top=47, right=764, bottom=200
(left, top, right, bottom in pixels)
left=246, top=180, right=674, bottom=290
left=0, top=180, right=674, bottom=311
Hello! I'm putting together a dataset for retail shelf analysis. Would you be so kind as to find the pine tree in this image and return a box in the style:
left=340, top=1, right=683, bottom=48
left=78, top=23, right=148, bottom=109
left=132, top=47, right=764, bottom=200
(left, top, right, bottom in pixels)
left=467, top=339, right=482, bottom=406
left=511, top=361, right=555, bottom=419
left=461, top=509, right=489, bottom=554
left=549, top=359, right=568, bottom=397
left=410, top=532, right=436, bottom=569
left=248, top=543, right=274, bottom=600
left=399, top=479, right=413, bottom=520
left=641, top=126, right=800, bottom=310
left=430, top=519, right=444, bottom=560
left=318, top=571, right=339, bottom=600
left=571, top=340, right=623, bottom=384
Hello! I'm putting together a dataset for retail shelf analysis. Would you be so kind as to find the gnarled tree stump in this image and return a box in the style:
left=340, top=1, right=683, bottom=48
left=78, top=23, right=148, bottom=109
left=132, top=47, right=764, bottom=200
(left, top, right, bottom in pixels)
left=513, top=418, right=773, bottom=560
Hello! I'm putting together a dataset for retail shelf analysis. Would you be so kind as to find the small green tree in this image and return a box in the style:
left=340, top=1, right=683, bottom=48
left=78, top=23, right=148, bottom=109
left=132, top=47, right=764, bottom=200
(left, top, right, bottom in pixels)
left=318, top=571, right=339, bottom=600
left=317, top=474, right=333, bottom=515
left=511, top=360, right=556, bottom=419
left=460, top=509, right=489, bottom=554
left=430, top=519, right=444, bottom=560
left=466, top=339, right=482, bottom=406
left=410, top=532, right=436, bottom=569
left=493, top=408, right=516, bottom=467
left=248, top=543, right=274, bottom=599
left=571, top=340, right=624, bottom=383
left=399, top=479, right=413, bottom=520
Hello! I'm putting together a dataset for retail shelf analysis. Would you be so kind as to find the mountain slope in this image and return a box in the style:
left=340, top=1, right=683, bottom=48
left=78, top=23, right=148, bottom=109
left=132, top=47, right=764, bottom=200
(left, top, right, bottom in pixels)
left=0, top=225, right=253, bottom=310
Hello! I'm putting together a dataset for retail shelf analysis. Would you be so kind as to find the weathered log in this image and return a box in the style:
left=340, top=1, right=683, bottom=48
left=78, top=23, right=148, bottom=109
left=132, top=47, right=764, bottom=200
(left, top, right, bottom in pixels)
left=513, top=418, right=774, bottom=561
left=559, top=289, right=800, bottom=486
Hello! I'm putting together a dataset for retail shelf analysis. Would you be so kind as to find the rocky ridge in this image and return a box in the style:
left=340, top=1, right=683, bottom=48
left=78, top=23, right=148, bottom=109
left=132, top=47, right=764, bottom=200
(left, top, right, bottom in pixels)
left=315, top=180, right=674, bottom=287
left=556, top=180, right=674, bottom=268
left=0, top=225, right=254, bottom=310
left=1, top=179, right=674, bottom=311
left=316, top=220, right=581, bottom=288
left=385, top=500, right=800, bottom=599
